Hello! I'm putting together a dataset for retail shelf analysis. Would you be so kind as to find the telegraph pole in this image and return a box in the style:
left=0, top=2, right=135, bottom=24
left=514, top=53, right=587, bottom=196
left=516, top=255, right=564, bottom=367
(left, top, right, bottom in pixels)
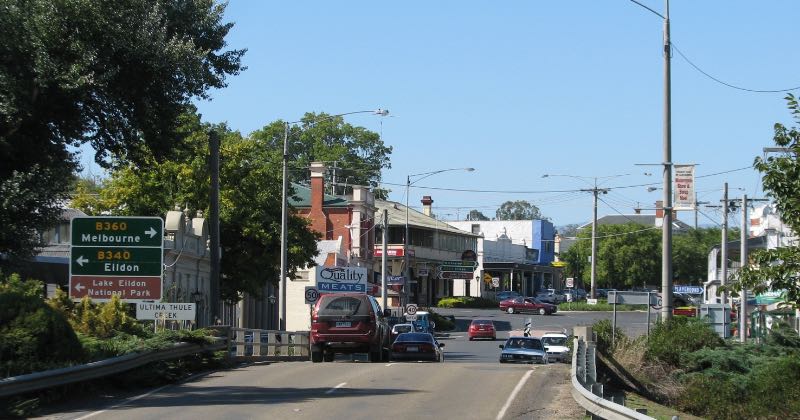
left=581, top=183, right=607, bottom=300
left=740, top=194, right=747, bottom=342
left=660, top=0, right=674, bottom=322
left=721, top=183, right=728, bottom=307
left=381, top=209, right=388, bottom=311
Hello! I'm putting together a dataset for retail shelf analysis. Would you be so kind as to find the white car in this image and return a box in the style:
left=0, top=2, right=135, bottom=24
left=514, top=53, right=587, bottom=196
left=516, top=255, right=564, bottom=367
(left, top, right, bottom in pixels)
left=541, top=332, right=571, bottom=363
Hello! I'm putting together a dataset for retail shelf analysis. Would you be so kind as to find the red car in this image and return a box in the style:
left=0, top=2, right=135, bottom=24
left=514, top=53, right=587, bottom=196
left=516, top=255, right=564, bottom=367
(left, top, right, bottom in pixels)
left=499, top=297, right=557, bottom=315
left=468, top=319, right=497, bottom=340
left=310, top=293, right=391, bottom=363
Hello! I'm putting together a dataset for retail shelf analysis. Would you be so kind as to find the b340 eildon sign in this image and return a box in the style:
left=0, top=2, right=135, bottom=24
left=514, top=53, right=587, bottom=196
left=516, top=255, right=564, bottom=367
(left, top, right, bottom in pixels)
left=70, top=216, right=164, bottom=302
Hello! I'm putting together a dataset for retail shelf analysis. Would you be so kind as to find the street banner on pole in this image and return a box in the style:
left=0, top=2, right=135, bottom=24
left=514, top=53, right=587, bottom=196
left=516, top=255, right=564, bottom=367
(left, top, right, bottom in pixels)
left=674, top=164, right=696, bottom=211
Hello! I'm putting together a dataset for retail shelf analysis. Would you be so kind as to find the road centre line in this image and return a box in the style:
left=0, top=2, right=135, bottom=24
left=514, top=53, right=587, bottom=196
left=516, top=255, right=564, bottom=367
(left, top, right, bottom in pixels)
left=325, top=382, right=347, bottom=394
left=495, top=369, right=534, bottom=420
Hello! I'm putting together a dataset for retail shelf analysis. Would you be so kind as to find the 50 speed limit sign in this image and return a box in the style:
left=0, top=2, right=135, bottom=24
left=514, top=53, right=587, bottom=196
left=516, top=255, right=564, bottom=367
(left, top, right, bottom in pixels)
left=304, top=286, right=320, bottom=304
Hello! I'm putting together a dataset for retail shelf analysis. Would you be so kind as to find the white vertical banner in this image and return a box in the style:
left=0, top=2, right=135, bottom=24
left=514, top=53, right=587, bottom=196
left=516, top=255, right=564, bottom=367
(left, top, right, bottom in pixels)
left=673, top=164, right=696, bottom=211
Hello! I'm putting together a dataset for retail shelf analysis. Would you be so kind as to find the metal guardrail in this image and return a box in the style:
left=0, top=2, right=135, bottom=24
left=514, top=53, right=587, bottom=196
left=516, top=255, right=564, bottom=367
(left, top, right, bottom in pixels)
left=229, top=328, right=310, bottom=361
left=0, top=339, right=225, bottom=398
left=0, top=327, right=312, bottom=398
left=571, top=337, right=655, bottom=420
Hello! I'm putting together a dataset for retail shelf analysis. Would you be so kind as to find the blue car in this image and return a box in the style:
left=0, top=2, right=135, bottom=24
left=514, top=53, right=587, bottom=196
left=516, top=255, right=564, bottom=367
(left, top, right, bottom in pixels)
left=498, top=337, right=548, bottom=364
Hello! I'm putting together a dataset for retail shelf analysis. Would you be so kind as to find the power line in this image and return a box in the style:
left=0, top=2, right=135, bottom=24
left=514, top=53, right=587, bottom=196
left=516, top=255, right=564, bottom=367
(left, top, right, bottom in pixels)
left=672, top=42, right=800, bottom=93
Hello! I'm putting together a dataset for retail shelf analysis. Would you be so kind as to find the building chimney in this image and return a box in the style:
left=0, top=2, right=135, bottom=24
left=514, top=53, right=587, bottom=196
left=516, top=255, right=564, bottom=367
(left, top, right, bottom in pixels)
left=309, top=162, right=328, bottom=237
left=655, top=200, right=664, bottom=218
left=421, top=196, right=434, bottom=216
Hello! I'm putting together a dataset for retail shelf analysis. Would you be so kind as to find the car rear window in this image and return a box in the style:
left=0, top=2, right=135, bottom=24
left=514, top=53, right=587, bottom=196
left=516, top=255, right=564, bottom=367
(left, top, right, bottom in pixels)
left=393, top=325, right=413, bottom=334
left=395, top=333, right=433, bottom=343
left=317, top=296, right=368, bottom=316
left=472, top=320, right=493, bottom=326
left=542, top=336, right=567, bottom=346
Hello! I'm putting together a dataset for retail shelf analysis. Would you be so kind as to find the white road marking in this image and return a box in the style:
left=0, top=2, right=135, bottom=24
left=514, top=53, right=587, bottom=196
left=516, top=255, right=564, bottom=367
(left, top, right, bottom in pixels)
left=325, top=382, right=347, bottom=394
left=74, top=382, right=173, bottom=420
left=496, top=368, right=534, bottom=420
left=385, top=363, right=394, bottom=366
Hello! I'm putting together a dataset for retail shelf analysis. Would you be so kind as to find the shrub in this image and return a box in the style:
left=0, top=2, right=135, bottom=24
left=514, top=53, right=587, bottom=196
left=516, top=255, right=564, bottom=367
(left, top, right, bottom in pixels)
left=427, top=309, right=454, bottom=331
left=592, top=319, right=627, bottom=355
left=0, top=274, right=84, bottom=377
left=49, top=292, right=148, bottom=338
left=646, top=317, right=724, bottom=367
left=436, top=296, right=496, bottom=308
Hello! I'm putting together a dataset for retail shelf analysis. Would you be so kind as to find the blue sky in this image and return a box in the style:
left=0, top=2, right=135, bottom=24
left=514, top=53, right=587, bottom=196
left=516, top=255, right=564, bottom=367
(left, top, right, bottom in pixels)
left=84, top=1, right=800, bottom=228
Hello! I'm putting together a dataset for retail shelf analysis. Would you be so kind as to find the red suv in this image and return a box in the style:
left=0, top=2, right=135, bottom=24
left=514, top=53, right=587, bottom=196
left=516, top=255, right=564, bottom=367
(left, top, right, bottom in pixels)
left=310, top=293, right=391, bottom=363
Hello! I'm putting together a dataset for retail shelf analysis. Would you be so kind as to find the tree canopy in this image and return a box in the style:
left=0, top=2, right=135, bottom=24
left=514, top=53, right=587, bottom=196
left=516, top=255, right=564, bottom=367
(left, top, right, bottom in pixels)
left=466, top=210, right=490, bottom=221
left=71, top=113, right=320, bottom=302
left=0, top=0, right=244, bottom=266
left=249, top=112, right=392, bottom=199
left=730, top=95, right=800, bottom=309
left=495, top=200, right=546, bottom=221
left=562, top=224, right=724, bottom=289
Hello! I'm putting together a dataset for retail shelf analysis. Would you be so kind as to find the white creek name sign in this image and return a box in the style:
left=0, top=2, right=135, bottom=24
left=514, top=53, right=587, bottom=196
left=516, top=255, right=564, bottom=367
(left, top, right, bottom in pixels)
left=136, top=302, right=196, bottom=321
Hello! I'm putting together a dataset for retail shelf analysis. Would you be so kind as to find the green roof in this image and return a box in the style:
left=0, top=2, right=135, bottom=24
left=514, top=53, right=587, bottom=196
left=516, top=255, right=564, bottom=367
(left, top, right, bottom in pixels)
left=289, top=183, right=350, bottom=208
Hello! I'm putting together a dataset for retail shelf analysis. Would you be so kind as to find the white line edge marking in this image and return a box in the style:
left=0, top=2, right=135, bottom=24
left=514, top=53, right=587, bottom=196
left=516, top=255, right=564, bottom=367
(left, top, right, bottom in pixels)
left=325, top=382, right=347, bottom=394
left=385, top=363, right=394, bottom=366
left=74, top=382, right=171, bottom=420
left=496, top=368, right=534, bottom=420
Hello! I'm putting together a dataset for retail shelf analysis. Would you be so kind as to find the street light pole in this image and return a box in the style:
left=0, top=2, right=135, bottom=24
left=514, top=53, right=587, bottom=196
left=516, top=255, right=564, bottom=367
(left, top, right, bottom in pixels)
left=403, top=167, right=475, bottom=308
left=660, top=0, right=674, bottom=322
left=590, top=181, right=599, bottom=300
left=279, top=108, right=388, bottom=331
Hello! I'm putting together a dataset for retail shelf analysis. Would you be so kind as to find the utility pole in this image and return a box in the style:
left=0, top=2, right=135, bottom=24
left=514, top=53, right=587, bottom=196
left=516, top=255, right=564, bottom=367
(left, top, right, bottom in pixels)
left=661, top=0, right=674, bottom=322
left=694, top=191, right=710, bottom=230
left=720, top=182, right=729, bottom=307
left=381, top=209, right=388, bottom=311
left=581, top=183, right=607, bottom=300
left=740, top=194, right=747, bottom=342
left=209, top=130, right=220, bottom=325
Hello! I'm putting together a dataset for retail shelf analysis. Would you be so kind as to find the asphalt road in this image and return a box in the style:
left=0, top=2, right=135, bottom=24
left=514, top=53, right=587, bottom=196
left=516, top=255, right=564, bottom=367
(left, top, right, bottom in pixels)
left=36, top=308, right=652, bottom=420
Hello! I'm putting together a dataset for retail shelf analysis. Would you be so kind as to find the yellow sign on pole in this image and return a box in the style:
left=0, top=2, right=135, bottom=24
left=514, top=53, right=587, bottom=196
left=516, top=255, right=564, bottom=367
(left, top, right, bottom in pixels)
left=483, top=273, right=493, bottom=284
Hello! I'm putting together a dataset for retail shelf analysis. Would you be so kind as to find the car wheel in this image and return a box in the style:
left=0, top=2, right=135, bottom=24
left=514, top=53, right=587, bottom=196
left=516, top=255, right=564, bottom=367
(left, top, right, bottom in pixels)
left=469, top=336, right=474, bottom=341
left=492, top=336, right=496, bottom=341
left=538, top=308, right=546, bottom=315
left=311, top=349, right=323, bottom=363
left=323, top=351, right=335, bottom=362
left=368, top=346, right=382, bottom=362
left=507, top=307, right=514, bottom=314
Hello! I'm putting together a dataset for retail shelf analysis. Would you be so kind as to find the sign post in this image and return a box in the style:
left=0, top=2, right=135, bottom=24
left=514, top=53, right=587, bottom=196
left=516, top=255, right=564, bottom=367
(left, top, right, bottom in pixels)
left=70, top=216, right=164, bottom=302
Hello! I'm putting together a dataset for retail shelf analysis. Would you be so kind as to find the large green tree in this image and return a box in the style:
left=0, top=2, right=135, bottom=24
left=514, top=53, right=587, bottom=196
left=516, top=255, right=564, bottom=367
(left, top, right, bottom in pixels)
left=466, top=209, right=490, bottom=221
left=71, top=113, right=320, bottom=302
left=495, top=200, right=546, bottom=221
left=562, top=223, right=722, bottom=289
left=730, top=95, right=800, bottom=309
left=0, top=0, right=244, bottom=266
left=249, top=112, right=392, bottom=199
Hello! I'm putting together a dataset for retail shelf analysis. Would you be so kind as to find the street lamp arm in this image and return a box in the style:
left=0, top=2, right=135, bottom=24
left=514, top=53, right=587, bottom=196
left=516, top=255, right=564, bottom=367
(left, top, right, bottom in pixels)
left=409, top=167, right=475, bottom=185
left=286, top=108, right=389, bottom=126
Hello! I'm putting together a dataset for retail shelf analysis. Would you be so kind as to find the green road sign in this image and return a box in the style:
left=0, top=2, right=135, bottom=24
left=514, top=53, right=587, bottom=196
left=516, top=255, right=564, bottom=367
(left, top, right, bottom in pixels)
left=71, top=246, right=163, bottom=276
left=72, top=217, right=163, bottom=247
left=439, top=265, right=476, bottom=273
left=70, top=216, right=164, bottom=301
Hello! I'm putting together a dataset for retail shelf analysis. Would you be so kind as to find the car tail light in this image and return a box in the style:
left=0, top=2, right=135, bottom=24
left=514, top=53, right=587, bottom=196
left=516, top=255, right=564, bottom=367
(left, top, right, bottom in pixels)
left=420, top=343, right=434, bottom=352
left=392, top=344, right=403, bottom=352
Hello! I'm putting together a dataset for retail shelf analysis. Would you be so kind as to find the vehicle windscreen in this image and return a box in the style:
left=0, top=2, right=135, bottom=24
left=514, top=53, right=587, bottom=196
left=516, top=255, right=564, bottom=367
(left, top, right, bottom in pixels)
left=542, top=336, right=567, bottom=346
left=504, top=338, right=543, bottom=350
left=393, top=325, right=413, bottom=334
left=395, top=333, right=433, bottom=343
left=317, top=296, right=367, bottom=316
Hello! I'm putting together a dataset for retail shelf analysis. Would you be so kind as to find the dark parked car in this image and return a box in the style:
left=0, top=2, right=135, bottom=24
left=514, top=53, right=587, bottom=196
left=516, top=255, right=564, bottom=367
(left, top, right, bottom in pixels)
left=495, top=291, right=522, bottom=302
left=391, top=332, right=444, bottom=362
left=310, top=293, right=391, bottom=363
left=498, top=337, right=548, bottom=364
left=499, top=297, right=557, bottom=315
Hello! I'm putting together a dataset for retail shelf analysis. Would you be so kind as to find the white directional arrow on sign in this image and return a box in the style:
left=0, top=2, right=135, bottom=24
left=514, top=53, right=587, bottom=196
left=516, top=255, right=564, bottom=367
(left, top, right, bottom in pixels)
left=74, top=283, right=85, bottom=292
left=76, top=256, right=89, bottom=266
left=144, top=227, right=157, bottom=238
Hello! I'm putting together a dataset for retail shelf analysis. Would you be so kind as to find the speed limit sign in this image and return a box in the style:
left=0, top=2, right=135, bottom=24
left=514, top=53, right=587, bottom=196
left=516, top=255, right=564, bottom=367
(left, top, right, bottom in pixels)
left=304, top=286, right=320, bottom=304
left=566, top=277, right=574, bottom=288
left=406, top=304, right=418, bottom=315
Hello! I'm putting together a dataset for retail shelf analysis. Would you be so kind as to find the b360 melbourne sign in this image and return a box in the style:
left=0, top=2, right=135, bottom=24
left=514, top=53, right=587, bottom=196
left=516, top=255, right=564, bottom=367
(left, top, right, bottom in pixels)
left=315, top=266, right=367, bottom=293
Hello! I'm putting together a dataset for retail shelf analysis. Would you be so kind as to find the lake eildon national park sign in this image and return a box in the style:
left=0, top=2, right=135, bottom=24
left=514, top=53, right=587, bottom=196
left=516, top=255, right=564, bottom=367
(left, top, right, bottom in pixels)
left=316, top=266, right=368, bottom=293
left=70, top=216, right=164, bottom=302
